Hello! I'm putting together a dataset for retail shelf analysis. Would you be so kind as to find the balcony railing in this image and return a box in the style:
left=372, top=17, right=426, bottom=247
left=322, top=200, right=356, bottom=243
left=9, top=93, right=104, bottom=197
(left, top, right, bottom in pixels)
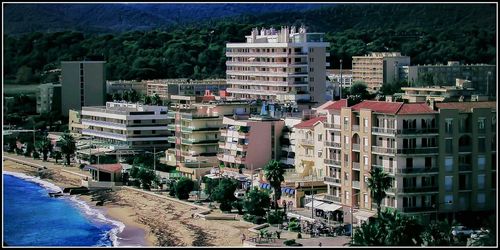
left=401, top=186, right=438, bottom=193
left=324, top=158, right=341, bottom=166
left=399, top=128, right=439, bottom=135
left=352, top=125, right=360, bottom=132
left=372, top=164, right=394, bottom=174
left=458, top=145, right=472, bottom=152
left=397, top=147, right=438, bottom=155
left=352, top=144, right=360, bottom=151
left=324, top=141, right=341, bottom=148
left=459, top=164, right=472, bottom=172
left=300, top=139, right=315, bottom=145
left=352, top=181, right=360, bottom=189
left=352, top=162, right=360, bottom=170
left=402, top=206, right=436, bottom=213
left=397, top=167, right=439, bottom=174
left=372, top=146, right=397, bottom=155
left=324, top=123, right=341, bottom=130
left=324, top=176, right=342, bottom=184
left=372, top=127, right=397, bottom=135
left=323, top=194, right=342, bottom=203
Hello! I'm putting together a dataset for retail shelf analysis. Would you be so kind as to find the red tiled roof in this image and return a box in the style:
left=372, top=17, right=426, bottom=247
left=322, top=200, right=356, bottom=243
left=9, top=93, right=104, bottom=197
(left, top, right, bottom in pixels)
left=294, top=116, right=327, bottom=129
left=88, top=163, right=123, bottom=173
left=435, top=101, right=496, bottom=112
left=323, top=99, right=348, bottom=110
left=350, top=101, right=436, bottom=115
left=397, top=103, right=437, bottom=114
left=350, top=101, right=404, bottom=114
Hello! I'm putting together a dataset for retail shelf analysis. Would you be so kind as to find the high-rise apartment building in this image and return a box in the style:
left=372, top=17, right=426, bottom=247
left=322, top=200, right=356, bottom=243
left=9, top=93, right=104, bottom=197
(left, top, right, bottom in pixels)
left=164, top=95, right=251, bottom=180
left=61, top=61, right=106, bottom=117
left=225, top=26, right=329, bottom=109
left=37, top=83, right=61, bottom=114
left=352, top=52, right=410, bottom=92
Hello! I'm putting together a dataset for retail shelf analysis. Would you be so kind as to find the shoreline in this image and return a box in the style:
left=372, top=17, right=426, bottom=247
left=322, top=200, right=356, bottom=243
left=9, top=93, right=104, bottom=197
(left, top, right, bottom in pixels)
left=3, top=155, right=254, bottom=246
left=2, top=162, right=155, bottom=247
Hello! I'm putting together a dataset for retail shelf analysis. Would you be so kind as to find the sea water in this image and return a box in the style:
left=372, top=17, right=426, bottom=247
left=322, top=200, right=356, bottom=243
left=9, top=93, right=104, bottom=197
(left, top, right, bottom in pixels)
left=3, top=172, right=125, bottom=246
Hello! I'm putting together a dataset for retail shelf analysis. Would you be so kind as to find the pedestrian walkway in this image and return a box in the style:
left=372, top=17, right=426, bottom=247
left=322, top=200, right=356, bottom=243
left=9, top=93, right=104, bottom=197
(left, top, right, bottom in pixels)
left=3, top=153, right=91, bottom=179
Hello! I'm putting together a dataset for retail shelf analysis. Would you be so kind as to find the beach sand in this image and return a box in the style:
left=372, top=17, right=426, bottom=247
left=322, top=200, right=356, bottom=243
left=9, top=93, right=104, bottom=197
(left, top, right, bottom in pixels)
left=3, top=158, right=253, bottom=246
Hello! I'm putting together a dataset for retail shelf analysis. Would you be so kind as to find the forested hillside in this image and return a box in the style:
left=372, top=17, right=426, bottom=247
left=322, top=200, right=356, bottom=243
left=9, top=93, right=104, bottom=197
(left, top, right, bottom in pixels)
left=4, top=4, right=496, bottom=84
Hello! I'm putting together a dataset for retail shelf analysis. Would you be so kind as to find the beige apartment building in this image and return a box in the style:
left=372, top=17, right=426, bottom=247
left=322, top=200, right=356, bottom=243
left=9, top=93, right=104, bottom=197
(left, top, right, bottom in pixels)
left=314, top=99, right=496, bottom=225
left=352, top=52, right=410, bottom=92
left=68, top=109, right=88, bottom=137
left=225, top=26, right=329, bottom=109
left=165, top=95, right=251, bottom=180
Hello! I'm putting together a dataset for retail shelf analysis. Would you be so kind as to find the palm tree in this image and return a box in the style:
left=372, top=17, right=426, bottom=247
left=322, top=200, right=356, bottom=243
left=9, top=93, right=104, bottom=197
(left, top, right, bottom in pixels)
left=263, top=160, right=285, bottom=213
left=60, top=132, right=76, bottom=166
left=151, top=93, right=161, bottom=106
left=367, top=167, right=392, bottom=217
left=35, top=136, right=53, bottom=161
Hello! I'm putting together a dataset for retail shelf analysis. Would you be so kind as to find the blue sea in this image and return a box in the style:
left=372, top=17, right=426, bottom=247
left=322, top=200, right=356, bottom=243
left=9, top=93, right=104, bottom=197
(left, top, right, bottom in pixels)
left=3, top=171, right=125, bottom=247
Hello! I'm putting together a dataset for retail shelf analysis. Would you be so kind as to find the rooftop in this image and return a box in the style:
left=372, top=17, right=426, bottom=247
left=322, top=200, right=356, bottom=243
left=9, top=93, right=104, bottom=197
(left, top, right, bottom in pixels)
left=86, top=163, right=123, bottom=173
left=294, top=116, right=326, bottom=129
left=323, top=99, right=348, bottom=111
left=350, top=101, right=436, bottom=115
left=435, top=101, right=497, bottom=112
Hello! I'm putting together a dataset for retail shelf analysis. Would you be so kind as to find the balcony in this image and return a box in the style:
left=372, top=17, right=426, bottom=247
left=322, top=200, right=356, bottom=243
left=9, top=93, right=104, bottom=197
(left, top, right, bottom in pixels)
left=372, top=165, right=394, bottom=174
left=225, top=51, right=307, bottom=58
left=372, top=127, right=397, bottom=135
left=401, top=186, right=438, bottom=193
left=352, top=144, right=360, bottom=151
left=352, top=181, right=360, bottom=189
left=324, top=141, right=341, bottom=148
left=323, top=194, right=342, bottom=203
left=324, top=158, right=341, bottom=166
left=324, top=176, right=341, bottom=185
left=397, top=147, right=438, bottom=155
left=181, top=138, right=219, bottom=145
left=397, top=167, right=439, bottom=174
left=167, top=124, right=177, bottom=131
left=167, top=137, right=177, bottom=144
left=458, top=145, right=472, bottom=152
left=459, top=164, right=472, bottom=172
left=236, top=144, right=248, bottom=151
left=227, top=79, right=308, bottom=87
left=324, top=123, right=341, bottom=130
left=399, top=128, right=439, bottom=135
left=81, top=119, right=127, bottom=130
left=181, top=113, right=219, bottom=120
left=166, top=112, right=176, bottom=119
left=372, top=146, right=396, bottom=155
left=352, top=125, right=360, bottom=132
left=235, top=155, right=246, bottom=164
left=402, top=206, right=436, bottom=213
left=352, top=162, right=360, bottom=170
left=300, top=139, right=315, bottom=146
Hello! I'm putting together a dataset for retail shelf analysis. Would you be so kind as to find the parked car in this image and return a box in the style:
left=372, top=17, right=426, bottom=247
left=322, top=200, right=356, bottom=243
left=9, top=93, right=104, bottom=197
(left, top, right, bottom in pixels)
left=451, top=225, right=475, bottom=237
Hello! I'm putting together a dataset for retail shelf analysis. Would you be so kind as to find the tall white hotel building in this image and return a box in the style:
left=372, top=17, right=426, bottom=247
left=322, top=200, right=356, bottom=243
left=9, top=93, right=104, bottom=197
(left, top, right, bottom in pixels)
left=225, top=26, right=330, bottom=110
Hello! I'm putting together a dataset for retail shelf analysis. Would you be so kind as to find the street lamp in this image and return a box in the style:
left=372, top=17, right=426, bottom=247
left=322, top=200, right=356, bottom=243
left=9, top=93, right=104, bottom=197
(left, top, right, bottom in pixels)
left=339, top=59, right=343, bottom=100
left=148, top=146, right=164, bottom=190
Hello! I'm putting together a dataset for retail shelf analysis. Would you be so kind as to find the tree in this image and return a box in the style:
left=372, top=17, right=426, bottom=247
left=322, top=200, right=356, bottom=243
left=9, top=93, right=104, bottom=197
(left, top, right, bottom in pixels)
left=175, top=177, right=195, bottom=200
left=203, top=177, right=220, bottom=201
left=367, top=167, right=392, bottom=217
left=420, top=220, right=454, bottom=246
left=349, top=81, right=370, bottom=99
left=263, top=160, right=285, bottom=213
left=143, top=95, right=152, bottom=105
left=129, top=89, right=140, bottom=103
left=137, top=167, right=157, bottom=190
left=60, top=132, right=76, bottom=166
left=212, top=178, right=238, bottom=212
left=151, top=93, right=161, bottom=105
left=243, top=187, right=270, bottom=217
left=112, top=92, right=122, bottom=101
left=35, top=136, right=52, bottom=161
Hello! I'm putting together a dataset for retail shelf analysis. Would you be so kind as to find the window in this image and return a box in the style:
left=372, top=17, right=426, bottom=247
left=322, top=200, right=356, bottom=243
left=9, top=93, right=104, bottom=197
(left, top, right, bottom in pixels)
left=478, top=118, right=486, bottom=132
left=425, top=157, right=432, bottom=168
left=445, top=157, right=453, bottom=171
left=478, top=138, right=486, bottom=152
left=318, top=134, right=322, bottom=142
left=477, top=174, right=485, bottom=189
left=363, top=156, right=369, bottom=166
left=445, top=119, right=453, bottom=134
left=445, top=139, right=453, bottom=154
left=318, top=151, right=322, bottom=158
left=363, top=137, right=368, bottom=146
left=364, top=194, right=368, bottom=203
left=478, top=155, right=486, bottom=170
left=444, top=195, right=454, bottom=205
left=406, top=158, right=413, bottom=168
left=477, top=193, right=485, bottom=204
left=344, top=136, right=349, bottom=145
left=445, top=176, right=453, bottom=191
left=345, top=191, right=350, bottom=200
left=364, top=118, right=369, bottom=128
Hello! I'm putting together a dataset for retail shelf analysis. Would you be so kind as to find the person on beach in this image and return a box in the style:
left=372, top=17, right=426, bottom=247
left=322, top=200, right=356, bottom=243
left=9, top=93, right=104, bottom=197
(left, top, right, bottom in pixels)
left=240, top=233, right=246, bottom=244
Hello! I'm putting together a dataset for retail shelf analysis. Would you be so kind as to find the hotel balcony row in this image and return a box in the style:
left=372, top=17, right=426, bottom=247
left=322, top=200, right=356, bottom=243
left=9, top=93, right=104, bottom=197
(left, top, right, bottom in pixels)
left=324, top=124, right=438, bottom=136
left=219, top=141, right=249, bottom=151
left=225, top=51, right=308, bottom=58
left=82, top=119, right=169, bottom=131
left=371, top=146, right=439, bottom=155
left=166, top=112, right=220, bottom=120
left=227, top=79, right=308, bottom=87
left=167, top=124, right=220, bottom=133
left=82, top=129, right=169, bottom=142
left=217, top=153, right=247, bottom=164
left=226, top=70, right=308, bottom=78
left=226, top=61, right=308, bottom=67
left=220, top=129, right=250, bottom=138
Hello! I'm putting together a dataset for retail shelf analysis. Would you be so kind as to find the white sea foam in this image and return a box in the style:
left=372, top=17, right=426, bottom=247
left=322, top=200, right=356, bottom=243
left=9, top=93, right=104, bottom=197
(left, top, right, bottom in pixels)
left=3, top=171, right=126, bottom=247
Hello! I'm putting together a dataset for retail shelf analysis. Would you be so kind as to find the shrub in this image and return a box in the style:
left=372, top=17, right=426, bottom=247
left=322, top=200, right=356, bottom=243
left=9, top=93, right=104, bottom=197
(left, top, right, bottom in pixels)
left=243, top=214, right=255, bottom=222
left=297, top=233, right=302, bottom=239
left=32, top=151, right=40, bottom=159
left=284, top=239, right=296, bottom=246
left=267, top=210, right=284, bottom=225
left=79, top=164, right=86, bottom=170
left=175, top=177, right=195, bottom=200
left=288, top=221, right=300, bottom=232
left=220, top=201, right=232, bottom=212
left=232, top=200, right=244, bottom=214
left=252, top=216, right=266, bottom=225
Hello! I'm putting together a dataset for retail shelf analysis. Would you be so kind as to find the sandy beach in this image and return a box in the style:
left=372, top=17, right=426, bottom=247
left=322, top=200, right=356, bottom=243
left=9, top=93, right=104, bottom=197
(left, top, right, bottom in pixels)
left=2, top=156, right=253, bottom=247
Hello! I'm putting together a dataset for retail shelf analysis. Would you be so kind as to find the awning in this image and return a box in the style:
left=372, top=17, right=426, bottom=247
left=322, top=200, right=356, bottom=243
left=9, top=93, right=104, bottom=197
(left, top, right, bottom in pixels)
left=353, top=210, right=376, bottom=221
left=287, top=212, right=316, bottom=223
left=304, top=201, right=324, bottom=208
left=316, top=203, right=342, bottom=212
